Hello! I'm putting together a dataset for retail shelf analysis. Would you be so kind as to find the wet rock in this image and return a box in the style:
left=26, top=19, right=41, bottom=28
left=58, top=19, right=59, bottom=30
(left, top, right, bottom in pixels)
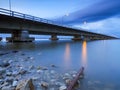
left=65, top=79, right=71, bottom=85
left=19, top=69, right=27, bottom=75
left=37, top=70, right=43, bottom=73
left=40, top=81, right=49, bottom=88
left=50, top=70, right=56, bottom=74
left=16, top=79, right=34, bottom=90
left=12, top=50, right=19, bottom=53
left=12, top=70, right=19, bottom=76
left=0, top=68, right=6, bottom=75
left=6, top=71, right=12, bottom=76
left=8, top=60, right=13, bottom=64
left=1, top=85, right=12, bottom=90
left=0, top=61, right=10, bottom=67
left=5, top=77, right=14, bottom=83
left=79, top=74, right=84, bottom=79
left=59, top=85, right=67, bottom=90
left=12, top=80, right=18, bottom=87
left=37, top=66, right=42, bottom=70
left=51, top=64, right=57, bottom=68
left=29, top=65, right=34, bottom=70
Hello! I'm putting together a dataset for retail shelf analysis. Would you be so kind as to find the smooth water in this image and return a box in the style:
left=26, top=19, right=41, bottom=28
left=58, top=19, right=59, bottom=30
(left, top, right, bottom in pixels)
left=0, top=40, right=120, bottom=90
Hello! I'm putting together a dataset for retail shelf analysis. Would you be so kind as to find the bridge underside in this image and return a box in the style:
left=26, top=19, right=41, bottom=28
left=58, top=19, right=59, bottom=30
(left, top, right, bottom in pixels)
left=0, top=14, right=117, bottom=42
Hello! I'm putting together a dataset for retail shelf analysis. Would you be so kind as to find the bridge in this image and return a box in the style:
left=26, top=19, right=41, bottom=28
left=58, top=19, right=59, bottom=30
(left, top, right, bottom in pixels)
left=0, top=8, right=117, bottom=42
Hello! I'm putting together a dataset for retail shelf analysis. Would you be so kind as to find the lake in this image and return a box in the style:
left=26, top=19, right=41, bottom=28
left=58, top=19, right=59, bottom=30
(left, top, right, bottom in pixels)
left=0, top=39, right=120, bottom=90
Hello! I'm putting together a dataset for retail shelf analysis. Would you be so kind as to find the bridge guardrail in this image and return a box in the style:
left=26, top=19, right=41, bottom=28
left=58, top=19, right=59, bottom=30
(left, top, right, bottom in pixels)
left=0, top=8, right=59, bottom=26
left=0, top=8, right=86, bottom=31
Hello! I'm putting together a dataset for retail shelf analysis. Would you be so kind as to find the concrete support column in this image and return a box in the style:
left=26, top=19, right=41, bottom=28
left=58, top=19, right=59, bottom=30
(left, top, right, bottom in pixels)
left=49, top=34, right=58, bottom=40
left=0, top=37, right=2, bottom=41
left=6, top=30, right=35, bottom=42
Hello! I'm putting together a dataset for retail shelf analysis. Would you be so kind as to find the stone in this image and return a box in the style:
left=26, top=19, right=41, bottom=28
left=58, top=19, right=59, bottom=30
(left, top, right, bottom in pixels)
left=12, top=50, right=19, bottom=53
left=40, top=81, right=49, bottom=88
left=37, top=66, right=42, bottom=70
left=16, top=79, right=35, bottom=90
left=0, top=68, right=6, bottom=75
left=59, top=85, right=67, bottom=90
left=65, top=79, right=71, bottom=85
left=12, top=80, right=18, bottom=87
left=29, top=65, right=34, bottom=70
left=19, top=69, right=27, bottom=75
left=1, top=86, right=12, bottom=90
left=6, top=71, right=12, bottom=76
left=79, top=74, right=84, bottom=79
left=50, top=70, right=56, bottom=74
left=0, top=61, right=10, bottom=67
left=51, top=64, right=56, bottom=67
left=12, top=71, right=19, bottom=76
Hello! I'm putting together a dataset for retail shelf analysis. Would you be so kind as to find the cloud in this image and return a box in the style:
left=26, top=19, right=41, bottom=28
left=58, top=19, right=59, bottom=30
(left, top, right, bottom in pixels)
left=56, top=0, right=120, bottom=24
left=73, top=17, right=120, bottom=37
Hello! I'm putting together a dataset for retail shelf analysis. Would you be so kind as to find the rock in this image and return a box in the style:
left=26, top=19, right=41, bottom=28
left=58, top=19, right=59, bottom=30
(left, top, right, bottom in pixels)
left=0, top=68, right=6, bottom=75
left=59, top=85, right=67, bottom=90
left=37, top=70, right=43, bottom=73
left=0, top=61, right=10, bottom=67
left=6, top=71, right=12, bottom=76
left=12, top=50, right=19, bottom=53
left=1, top=86, right=12, bottom=90
left=8, top=60, right=13, bottom=64
left=65, top=79, right=71, bottom=85
left=12, top=80, right=18, bottom=87
left=12, top=71, right=19, bottom=76
left=29, top=65, right=34, bottom=70
left=79, top=74, right=84, bottom=79
left=50, top=70, right=56, bottom=74
left=37, top=66, right=42, bottom=70
left=72, top=74, right=76, bottom=78
left=19, top=69, right=27, bottom=75
left=16, top=79, right=34, bottom=90
left=51, top=64, right=56, bottom=67
left=40, top=81, right=49, bottom=88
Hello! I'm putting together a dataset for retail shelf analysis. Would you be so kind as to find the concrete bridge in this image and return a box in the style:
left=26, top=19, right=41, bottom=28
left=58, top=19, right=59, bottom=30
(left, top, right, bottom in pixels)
left=0, top=8, right=116, bottom=42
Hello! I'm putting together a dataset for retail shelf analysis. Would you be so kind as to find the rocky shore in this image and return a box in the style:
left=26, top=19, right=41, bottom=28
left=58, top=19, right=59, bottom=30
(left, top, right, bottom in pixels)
left=0, top=50, right=84, bottom=90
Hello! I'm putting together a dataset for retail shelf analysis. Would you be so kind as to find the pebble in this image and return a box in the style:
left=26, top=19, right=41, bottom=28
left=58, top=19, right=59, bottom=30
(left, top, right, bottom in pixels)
left=40, top=81, right=49, bottom=88
left=59, top=85, right=67, bottom=90
left=12, top=80, right=18, bottom=87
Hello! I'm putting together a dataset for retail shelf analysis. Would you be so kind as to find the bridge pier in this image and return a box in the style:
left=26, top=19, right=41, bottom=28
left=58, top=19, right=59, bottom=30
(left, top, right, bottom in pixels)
left=0, top=37, right=2, bottom=41
left=6, top=30, right=35, bottom=42
left=49, top=34, right=58, bottom=40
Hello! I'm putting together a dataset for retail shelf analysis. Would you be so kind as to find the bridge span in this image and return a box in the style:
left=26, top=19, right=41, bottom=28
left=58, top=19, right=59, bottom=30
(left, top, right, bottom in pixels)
left=0, top=8, right=116, bottom=42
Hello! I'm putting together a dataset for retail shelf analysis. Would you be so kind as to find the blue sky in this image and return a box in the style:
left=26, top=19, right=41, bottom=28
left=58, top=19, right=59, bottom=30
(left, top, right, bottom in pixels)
left=0, top=0, right=120, bottom=37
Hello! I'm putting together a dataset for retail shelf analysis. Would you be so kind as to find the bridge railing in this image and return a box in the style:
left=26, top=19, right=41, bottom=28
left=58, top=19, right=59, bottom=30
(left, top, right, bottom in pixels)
left=0, top=8, right=87, bottom=31
left=0, top=8, right=58, bottom=25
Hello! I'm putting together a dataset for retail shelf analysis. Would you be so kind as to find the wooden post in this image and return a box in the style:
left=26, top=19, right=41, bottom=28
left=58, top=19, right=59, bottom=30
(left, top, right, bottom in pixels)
left=67, top=67, right=84, bottom=90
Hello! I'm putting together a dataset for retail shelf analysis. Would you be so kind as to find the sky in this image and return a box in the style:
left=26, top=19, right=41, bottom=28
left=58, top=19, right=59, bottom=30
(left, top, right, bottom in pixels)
left=0, top=0, right=120, bottom=37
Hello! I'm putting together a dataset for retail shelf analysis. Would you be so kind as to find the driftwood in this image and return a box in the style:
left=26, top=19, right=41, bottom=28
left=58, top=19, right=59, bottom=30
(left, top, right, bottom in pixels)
left=67, top=67, right=84, bottom=90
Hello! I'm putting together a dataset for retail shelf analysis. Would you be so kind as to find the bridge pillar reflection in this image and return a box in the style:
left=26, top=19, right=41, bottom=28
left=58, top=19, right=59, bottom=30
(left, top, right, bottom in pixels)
left=6, top=30, right=35, bottom=42
left=49, top=34, right=58, bottom=40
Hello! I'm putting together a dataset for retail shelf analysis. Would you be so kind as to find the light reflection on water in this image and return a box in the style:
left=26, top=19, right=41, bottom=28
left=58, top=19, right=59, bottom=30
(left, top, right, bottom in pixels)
left=64, top=43, right=71, bottom=69
left=81, top=41, right=87, bottom=68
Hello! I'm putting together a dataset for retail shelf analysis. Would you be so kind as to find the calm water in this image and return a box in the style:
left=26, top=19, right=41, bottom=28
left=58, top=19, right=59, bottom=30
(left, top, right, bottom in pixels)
left=0, top=39, right=120, bottom=90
